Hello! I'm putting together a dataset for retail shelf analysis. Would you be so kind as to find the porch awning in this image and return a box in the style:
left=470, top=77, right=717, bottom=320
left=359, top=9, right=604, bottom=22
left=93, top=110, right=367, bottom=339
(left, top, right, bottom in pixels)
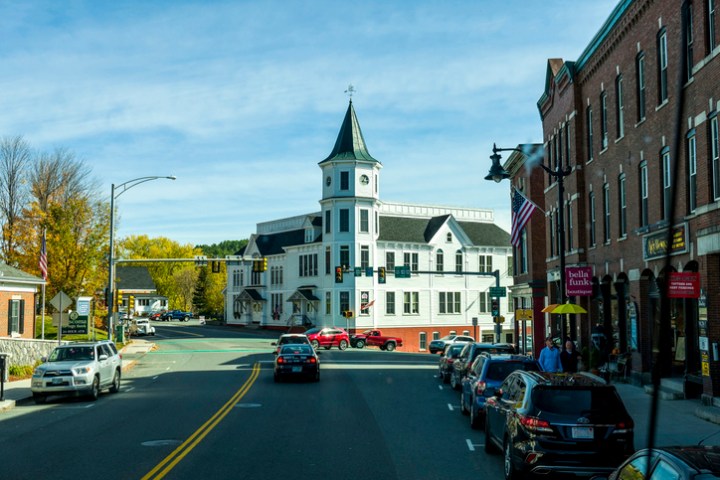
left=238, top=289, right=265, bottom=301
left=288, top=288, right=320, bottom=302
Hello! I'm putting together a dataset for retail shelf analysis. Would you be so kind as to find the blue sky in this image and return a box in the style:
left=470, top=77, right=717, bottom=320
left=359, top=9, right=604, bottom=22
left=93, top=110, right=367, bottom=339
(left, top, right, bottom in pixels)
left=0, top=0, right=618, bottom=246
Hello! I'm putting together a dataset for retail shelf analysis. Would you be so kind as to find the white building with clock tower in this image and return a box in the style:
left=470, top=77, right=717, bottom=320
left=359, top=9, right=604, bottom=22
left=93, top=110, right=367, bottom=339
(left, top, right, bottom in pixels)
left=225, top=100, right=514, bottom=352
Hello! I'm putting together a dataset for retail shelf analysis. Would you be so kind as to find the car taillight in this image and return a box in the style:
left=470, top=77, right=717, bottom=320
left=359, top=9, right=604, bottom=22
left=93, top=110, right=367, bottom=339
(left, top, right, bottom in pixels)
left=519, top=415, right=553, bottom=433
left=614, top=418, right=634, bottom=434
left=475, top=381, right=487, bottom=396
left=306, top=357, right=317, bottom=364
left=277, top=357, right=285, bottom=364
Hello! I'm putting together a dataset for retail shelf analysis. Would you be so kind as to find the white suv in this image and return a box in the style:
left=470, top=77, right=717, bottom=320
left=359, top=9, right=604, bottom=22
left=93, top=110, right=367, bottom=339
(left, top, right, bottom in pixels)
left=31, top=340, right=122, bottom=404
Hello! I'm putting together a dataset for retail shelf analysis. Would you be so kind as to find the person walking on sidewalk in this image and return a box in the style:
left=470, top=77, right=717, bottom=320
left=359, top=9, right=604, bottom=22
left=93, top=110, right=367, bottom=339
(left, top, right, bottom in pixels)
left=539, top=336, right=563, bottom=373
left=560, top=340, right=582, bottom=373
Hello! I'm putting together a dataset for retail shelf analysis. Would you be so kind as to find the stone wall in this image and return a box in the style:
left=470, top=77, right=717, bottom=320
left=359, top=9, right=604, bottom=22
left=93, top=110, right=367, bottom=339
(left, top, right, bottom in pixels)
left=0, top=338, right=69, bottom=367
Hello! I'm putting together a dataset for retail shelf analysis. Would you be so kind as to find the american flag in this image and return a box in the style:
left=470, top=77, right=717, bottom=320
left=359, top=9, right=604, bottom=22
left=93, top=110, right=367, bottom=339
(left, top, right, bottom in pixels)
left=39, top=232, right=48, bottom=280
left=510, top=189, right=537, bottom=247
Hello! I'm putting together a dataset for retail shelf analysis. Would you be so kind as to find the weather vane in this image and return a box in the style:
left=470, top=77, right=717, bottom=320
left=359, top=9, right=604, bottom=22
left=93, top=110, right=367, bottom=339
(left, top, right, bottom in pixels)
left=345, top=84, right=356, bottom=100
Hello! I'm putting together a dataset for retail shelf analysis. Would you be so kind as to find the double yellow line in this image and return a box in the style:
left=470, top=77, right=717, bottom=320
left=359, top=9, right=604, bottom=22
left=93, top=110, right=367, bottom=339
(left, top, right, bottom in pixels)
left=142, top=362, right=261, bottom=480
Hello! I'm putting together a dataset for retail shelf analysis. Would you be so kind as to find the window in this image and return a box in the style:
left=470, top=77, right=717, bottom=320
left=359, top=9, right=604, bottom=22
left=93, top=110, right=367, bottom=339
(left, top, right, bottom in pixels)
left=600, top=91, right=608, bottom=149
left=299, top=254, right=318, bottom=277
left=436, top=249, right=444, bottom=272
left=339, top=291, right=350, bottom=314
left=271, top=266, right=283, bottom=285
left=360, top=291, right=371, bottom=315
left=386, top=252, right=395, bottom=271
left=340, top=245, right=350, bottom=269
left=603, top=183, right=611, bottom=243
left=8, top=299, right=23, bottom=335
left=404, top=252, right=419, bottom=271
left=339, top=209, right=349, bottom=232
left=549, top=210, right=556, bottom=256
left=251, top=270, right=261, bottom=285
left=688, top=133, right=697, bottom=213
left=686, top=2, right=694, bottom=81
left=455, top=250, right=463, bottom=273
left=662, top=148, right=672, bottom=220
left=357, top=246, right=368, bottom=269
left=325, top=247, right=331, bottom=275
left=708, top=0, right=717, bottom=52
left=616, top=75, right=624, bottom=138
left=340, top=171, right=349, bottom=190
left=636, top=53, right=646, bottom=121
left=507, top=255, right=514, bottom=276
left=271, top=294, right=284, bottom=318
left=712, top=115, right=720, bottom=200
left=439, top=292, right=461, bottom=314
left=403, top=291, right=419, bottom=314
left=325, top=210, right=331, bottom=234
left=640, top=162, right=649, bottom=226
left=446, top=232, right=452, bottom=242
left=586, top=107, right=594, bottom=161
left=479, top=255, right=493, bottom=272
left=658, top=28, right=668, bottom=103
left=432, top=331, right=440, bottom=341
left=618, top=174, right=627, bottom=237
left=386, top=292, right=395, bottom=315
left=565, top=123, right=571, bottom=161
left=479, top=291, right=489, bottom=313
left=232, top=269, right=241, bottom=288
left=360, top=209, right=369, bottom=233
left=419, top=332, right=427, bottom=350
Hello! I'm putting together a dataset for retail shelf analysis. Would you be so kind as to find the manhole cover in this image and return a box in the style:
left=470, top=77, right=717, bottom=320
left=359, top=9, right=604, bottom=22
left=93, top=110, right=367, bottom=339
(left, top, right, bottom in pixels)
left=142, top=440, right=183, bottom=447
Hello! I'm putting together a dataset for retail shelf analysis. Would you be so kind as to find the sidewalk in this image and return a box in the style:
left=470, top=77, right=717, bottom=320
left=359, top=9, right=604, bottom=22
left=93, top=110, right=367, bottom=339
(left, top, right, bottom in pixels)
left=0, top=339, right=155, bottom=412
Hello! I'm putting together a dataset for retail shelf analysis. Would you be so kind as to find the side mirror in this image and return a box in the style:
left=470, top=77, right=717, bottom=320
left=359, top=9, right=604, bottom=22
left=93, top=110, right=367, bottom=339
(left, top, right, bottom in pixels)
left=99, top=354, right=109, bottom=361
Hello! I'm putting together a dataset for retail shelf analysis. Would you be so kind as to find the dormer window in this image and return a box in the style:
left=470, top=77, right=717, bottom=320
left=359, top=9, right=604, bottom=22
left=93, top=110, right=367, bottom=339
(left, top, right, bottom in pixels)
left=446, top=233, right=452, bottom=242
left=305, top=228, right=314, bottom=243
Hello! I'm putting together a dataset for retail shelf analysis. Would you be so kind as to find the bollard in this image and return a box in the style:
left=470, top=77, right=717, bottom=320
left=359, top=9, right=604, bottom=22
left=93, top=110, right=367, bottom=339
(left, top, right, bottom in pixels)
left=0, top=352, right=8, bottom=402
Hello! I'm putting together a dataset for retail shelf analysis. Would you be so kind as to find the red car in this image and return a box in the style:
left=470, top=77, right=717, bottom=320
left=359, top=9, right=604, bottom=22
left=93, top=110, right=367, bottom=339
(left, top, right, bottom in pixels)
left=304, top=327, right=350, bottom=350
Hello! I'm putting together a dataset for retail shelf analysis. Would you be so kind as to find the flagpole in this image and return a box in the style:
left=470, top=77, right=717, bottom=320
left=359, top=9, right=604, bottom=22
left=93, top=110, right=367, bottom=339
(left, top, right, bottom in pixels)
left=41, top=228, right=47, bottom=340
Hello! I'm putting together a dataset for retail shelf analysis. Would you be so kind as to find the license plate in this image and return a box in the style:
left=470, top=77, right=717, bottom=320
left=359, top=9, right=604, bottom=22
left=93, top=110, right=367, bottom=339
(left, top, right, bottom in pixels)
left=52, top=377, right=63, bottom=385
left=572, top=426, right=594, bottom=439
left=292, top=367, right=302, bottom=373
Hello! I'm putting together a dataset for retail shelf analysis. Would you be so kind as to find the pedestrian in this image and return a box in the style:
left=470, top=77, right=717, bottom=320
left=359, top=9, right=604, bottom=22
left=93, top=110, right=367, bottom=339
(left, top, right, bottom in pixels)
left=538, top=336, right=563, bottom=373
left=560, top=340, right=582, bottom=373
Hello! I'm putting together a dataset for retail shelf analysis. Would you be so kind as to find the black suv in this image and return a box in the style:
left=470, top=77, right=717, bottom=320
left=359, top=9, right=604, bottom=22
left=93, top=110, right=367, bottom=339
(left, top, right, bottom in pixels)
left=484, top=371, right=634, bottom=479
left=449, top=342, right=516, bottom=390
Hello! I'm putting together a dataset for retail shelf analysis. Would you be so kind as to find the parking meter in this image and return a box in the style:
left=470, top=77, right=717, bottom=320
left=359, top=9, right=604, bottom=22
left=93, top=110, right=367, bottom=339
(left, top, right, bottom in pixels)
left=0, top=352, right=9, bottom=401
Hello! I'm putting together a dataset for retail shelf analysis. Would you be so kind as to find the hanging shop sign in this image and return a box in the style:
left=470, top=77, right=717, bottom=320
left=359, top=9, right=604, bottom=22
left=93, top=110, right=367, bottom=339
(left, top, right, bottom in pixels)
left=565, top=266, right=593, bottom=296
left=667, top=271, right=701, bottom=298
left=643, top=223, right=688, bottom=261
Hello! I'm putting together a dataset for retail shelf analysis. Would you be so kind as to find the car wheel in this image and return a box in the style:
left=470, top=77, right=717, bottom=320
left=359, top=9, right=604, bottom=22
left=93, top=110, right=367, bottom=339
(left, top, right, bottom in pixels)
left=385, top=342, right=396, bottom=351
left=470, top=405, right=483, bottom=429
left=311, top=340, right=319, bottom=349
left=184, top=316, right=189, bottom=322
left=504, top=438, right=522, bottom=480
left=460, top=392, right=469, bottom=415
left=484, top=419, right=498, bottom=454
left=33, top=393, right=46, bottom=404
left=339, top=340, right=348, bottom=351
left=89, top=376, right=100, bottom=401
left=355, top=340, right=365, bottom=349
left=109, top=370, right=121, bottom=393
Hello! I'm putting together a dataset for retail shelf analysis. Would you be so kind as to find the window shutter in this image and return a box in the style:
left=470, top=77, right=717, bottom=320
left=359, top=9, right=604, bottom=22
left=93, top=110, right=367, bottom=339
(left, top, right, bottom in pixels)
left=19, top=300, right=25, bottom=334
left=7, top=299, right=11, bottom=335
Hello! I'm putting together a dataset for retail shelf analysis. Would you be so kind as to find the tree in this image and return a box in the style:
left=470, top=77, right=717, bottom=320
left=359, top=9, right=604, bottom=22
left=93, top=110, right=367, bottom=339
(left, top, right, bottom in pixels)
left=0, top=136, right=31, bottom=266
left=174, top=268, right=198, bottom=312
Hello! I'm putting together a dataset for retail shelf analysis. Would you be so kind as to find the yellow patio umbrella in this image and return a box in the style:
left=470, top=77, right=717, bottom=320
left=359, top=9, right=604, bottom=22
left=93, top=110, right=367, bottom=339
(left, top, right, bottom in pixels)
left=541, top=304, right=560, bottom=313
left=551, top=301, right=588, bottom=314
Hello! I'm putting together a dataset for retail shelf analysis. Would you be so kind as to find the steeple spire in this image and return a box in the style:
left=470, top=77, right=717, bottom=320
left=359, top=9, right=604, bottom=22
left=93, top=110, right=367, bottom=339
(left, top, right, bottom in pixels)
left=319, top=100, right=379, bottom=164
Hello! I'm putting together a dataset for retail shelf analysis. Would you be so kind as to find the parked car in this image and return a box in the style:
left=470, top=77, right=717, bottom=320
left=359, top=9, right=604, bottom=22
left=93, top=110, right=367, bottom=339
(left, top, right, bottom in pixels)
left=485, top=371, right=634, bottom=479
left=129, top=318, right=155, bottom=336
left=449, top=342, right=517, bottom=390
left=272, top=334, right=311, bottom=355
left=438, top=343, right=466, bottom=383
left=274, top=344, right=320, bottom=382
left=304, top=326, right=350, bottom=350
left=148, top=311, right=164, bottom=321
left=459, top=353, right=540, bottom=429
left=349, top=329, right=403, bottom=351
left=161, top=309, right=192, bottom=321
left=30, top=340, right=122, bottom=404
left=428, top=334, right=475, bottom=354
left=592, top=445, right=720, bottom=480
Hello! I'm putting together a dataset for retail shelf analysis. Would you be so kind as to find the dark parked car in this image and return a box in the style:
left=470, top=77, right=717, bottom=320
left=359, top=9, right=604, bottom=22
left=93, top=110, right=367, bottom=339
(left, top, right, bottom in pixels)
left=459, top=353, right=540, bottom=429
left=593, top=445, right=720, bottom=480
left=304, top=326, right=350, bottom=350
left=428, top=334, right=475, bottom=354
left=438, top=343, right=466, bottom=383
left=485, top=371, right=634, bottom=479
left=448, top=342, right=517, bottom=390
left=273, top=344, right=320, bottom=382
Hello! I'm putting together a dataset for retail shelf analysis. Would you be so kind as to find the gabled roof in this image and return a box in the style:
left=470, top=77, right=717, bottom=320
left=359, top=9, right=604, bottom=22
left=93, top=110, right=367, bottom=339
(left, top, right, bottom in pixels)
left=0, top=262, right=44, bottom=285
left=116, top=266, right=157, bottom=291
left=377, top=215, right=510, bottom=247
left=319, top=100, right=380, bottom=165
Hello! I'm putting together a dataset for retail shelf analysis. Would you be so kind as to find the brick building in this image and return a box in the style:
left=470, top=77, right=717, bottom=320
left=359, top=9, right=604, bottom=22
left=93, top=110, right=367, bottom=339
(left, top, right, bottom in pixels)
left=508, top=0, right=720, bottom=403
left=0, top=263, right=45, bottom=339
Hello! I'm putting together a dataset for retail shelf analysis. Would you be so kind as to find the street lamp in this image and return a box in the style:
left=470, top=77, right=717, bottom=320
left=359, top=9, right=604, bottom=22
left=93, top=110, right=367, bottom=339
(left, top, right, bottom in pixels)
left=485, top=143, right=572, bottom=340
left=107, top=175, right=176, bottom=341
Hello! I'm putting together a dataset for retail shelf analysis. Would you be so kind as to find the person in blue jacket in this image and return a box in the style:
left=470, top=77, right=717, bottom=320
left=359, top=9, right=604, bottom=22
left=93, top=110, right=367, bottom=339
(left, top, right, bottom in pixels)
left=538, top=336, right=563, bottom=373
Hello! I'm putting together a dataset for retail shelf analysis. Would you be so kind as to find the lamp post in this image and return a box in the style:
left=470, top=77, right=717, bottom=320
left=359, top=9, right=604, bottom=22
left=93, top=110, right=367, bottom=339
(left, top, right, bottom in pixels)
left=485, top=143, right=572, bottom=341
left=107, top=176, right=176, bottom=341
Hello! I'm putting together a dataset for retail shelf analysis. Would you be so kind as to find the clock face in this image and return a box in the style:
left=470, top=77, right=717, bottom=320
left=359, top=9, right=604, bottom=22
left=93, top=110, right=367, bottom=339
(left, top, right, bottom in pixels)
left=360, top=174, right=369, bottom=185
left=326, top=176, right=331, bottom=186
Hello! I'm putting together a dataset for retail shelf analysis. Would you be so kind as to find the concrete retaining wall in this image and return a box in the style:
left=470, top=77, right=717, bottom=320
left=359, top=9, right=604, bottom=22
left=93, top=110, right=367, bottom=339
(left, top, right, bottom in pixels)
left=0, top=338, right=69, bottom=367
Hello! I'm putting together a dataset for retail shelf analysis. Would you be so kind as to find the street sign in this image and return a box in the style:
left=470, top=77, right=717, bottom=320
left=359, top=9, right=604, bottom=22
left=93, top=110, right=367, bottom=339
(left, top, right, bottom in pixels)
left=50, top=291, right=72, bottom=312
left=516, top=309, right=533, bottom=322
left=489, top=286, right=506, bottom=297
left=354, top=267, right=362, bottom=277
left=395, top=266, right=411, bottom=278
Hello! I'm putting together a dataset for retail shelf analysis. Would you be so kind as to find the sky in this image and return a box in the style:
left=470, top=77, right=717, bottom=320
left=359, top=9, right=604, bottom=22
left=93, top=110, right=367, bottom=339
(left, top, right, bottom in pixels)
left=0, top=0, right=619, bottom=247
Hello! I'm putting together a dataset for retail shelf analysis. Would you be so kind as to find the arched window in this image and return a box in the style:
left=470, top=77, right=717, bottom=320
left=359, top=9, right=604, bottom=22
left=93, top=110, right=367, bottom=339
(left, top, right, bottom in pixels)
left=436, top=249, right=444, bottom=272
left=455, top=250, right=463, bottom=273
left=446, top=232, right=452, bottom=242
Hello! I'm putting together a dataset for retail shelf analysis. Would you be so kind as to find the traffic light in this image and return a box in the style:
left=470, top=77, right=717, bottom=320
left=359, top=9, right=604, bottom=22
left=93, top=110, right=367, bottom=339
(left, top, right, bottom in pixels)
left=117, top=290, right=123, bottom=306
left=252, top=260, right=261, bottom=272
left=343, top=310, right=353, bottom=318
left=128, top=295, right=135, bottom=311
left=491, top=298, right=500, bottom=316
left=378, top=267, right=386, bottom=284
left=262, top=257, right=268, bottom=272
left=335, top=266, right=343, bottom=283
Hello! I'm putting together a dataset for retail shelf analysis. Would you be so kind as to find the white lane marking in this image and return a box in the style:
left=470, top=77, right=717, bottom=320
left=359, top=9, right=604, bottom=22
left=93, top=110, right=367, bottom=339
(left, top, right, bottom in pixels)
left=152, top=376, right=159, bottom=380
left=124, top=387, right=135, bottom=392
left=466, top=439, right=475, bottom=451
left=438, top=385, right=444, bottom=390
left=448, top=403, right=454, bottom=411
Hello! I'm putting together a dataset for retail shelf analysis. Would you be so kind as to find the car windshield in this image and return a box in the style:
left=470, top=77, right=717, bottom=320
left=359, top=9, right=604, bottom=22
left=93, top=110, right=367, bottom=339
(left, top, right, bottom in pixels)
left=532, top=387, right=624, bottom=416
left=486, top=362, right=538, bottom=381
left=304, top=328, right=320, bottom=335
left=280, top=345, right=313, bottom=355
left=49, top=346, right=95, bottom=362
left=280, top=336, right=308, bottom=345
left=439, top=335, right=456, bottom=341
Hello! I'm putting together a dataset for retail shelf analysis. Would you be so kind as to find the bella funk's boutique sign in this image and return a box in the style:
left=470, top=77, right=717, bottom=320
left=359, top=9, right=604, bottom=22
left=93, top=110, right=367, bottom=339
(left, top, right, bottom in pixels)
left=565, top=266, right=593, bottom=296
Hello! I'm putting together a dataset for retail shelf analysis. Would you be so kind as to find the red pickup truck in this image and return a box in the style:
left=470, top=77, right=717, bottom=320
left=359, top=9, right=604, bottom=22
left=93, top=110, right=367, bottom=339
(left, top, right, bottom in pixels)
left=350, top=329, right=403, bottom=351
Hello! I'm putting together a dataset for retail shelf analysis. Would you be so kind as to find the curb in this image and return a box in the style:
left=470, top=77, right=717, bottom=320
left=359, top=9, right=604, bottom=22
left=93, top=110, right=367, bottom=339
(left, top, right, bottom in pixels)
left=695, top=405, right=720, bottom=425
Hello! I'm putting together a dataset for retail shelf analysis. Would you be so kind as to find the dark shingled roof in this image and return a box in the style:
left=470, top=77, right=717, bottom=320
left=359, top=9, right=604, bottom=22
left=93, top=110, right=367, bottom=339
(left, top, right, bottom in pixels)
left=377, top=215, right=510, bottom=247
left=319, top=101, right=379, bottom=164
left=116, top=266, right=156, bottom=290
left=254, top=229, right=307, bottom=256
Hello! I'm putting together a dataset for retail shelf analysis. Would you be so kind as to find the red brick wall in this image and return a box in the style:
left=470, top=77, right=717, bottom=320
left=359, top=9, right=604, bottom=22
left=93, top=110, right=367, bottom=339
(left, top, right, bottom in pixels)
left=0, top=291, right=37, bottom=339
